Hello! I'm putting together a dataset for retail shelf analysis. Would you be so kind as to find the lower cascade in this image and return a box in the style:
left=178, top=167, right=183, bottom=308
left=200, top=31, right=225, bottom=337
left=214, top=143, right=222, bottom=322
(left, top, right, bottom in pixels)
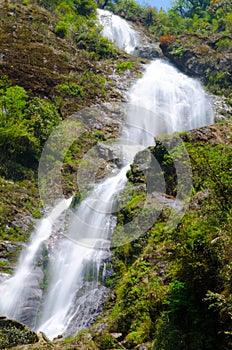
left=0, top=59, right=213, bottom=339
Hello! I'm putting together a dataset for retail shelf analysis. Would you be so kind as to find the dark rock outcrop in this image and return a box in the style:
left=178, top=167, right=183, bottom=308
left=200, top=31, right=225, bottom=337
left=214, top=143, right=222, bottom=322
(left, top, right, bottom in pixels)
left=160, top=33, right=232, bottom=94
left=136, top=43, right=162, bottom=59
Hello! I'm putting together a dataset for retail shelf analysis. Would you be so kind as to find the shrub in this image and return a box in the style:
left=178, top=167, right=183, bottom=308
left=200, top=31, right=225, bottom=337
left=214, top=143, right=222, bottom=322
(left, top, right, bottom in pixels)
left=56, top=83, right=84, bottom=97
left=55, top=20, right=69, bottom=38
left=116, top=61, right=135, bottom=74
left=159, top=34, right=176, bottom=46
left=75, top=23, right=116, bottom=59
left=0, top=85, right=28, bottom=124
left=73, top=0, right=97, bottom=18
left=216, top=37, right=232, bottom=52
left=26, top=97, right=61, bottom=145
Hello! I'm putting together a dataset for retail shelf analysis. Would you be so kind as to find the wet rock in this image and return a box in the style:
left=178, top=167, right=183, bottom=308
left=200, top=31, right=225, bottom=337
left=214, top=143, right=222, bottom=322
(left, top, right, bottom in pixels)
left=0, top=272, right=10, bottom=283
left=1, top=241, right=49, bottom=330
left=7, top=263, right=45, bottom=330
left=129, top=140, right=178, bottom=197
left=64, top=282, right=110, bottom=338
left=136, top=43, right=162, bottom=59
left=212, top=95, right=232, bottom=122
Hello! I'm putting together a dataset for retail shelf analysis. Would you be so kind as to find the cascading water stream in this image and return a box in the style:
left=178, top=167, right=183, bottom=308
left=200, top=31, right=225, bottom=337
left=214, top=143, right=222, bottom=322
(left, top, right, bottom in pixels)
left=97, top=9, right=140, bottom=54
left=0, top=10, right=213, bottom=340
left=126, top=60, right=213, bottom=136
left=36, top=166, right=129, bottom=338
left=0, top=198, right=72, bottom=327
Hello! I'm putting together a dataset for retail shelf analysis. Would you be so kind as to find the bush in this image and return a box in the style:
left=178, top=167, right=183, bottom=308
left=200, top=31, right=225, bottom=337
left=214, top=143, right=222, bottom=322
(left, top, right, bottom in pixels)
left=0, top=326, right=38, bottom=348
left=55, top=83, right=84, bottom=97
left=159, top=34, right=176, bottom=47
left=74, top=0, right=97, bottom=17
left=0, top=85, right=28, bottom=124
left=26, top=97, right=61, bottom=145
left=116, top=61, right=135, bottom=74
left=75, top=23, right=116, bottom=58
left=0, top=77, right=61, bottom=178
left=216, top=37, right=232, bottom=52
left=0, top=124, right=39, bottom=178
left=55, top=20, right=69, bottom=38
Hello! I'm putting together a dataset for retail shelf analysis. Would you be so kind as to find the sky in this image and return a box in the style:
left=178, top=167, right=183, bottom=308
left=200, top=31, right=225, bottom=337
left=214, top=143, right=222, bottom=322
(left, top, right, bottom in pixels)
left=137, top=0, right=173, bottom=11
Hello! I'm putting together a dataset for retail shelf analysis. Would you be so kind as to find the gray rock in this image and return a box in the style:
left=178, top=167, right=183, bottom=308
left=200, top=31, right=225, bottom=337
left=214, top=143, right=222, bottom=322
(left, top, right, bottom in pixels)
left=64, top=282, right=110, bottom=338
left=212, top=95, right=232, bottom=122
left=0, top=272, right=10, bottom=283
left=136, top=43, right=162, bottom=59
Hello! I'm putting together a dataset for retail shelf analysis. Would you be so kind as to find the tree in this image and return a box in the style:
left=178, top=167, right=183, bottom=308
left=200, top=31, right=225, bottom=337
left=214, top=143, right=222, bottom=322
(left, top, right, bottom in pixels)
left=172, top=0, right=210, bottom=18
left=26, top=97, right=61, bottom=146
left=73, top=0, right=97, bottom=17
left=0, top=86, right=28, bottom=125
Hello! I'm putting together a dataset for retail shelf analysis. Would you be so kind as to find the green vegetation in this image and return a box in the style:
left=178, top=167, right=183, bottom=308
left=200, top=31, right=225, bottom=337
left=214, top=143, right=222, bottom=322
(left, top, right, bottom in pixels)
left=172, top=0, right=210, bottom=18
left=0, top=76, right=61, bottom=179
left=35, top=0, right=115, bottom=59
left=0, top=321, right=38, bottom=349
left=116, top=61, right=135, bottom=74
left=74, top=22, right=116, bottom=59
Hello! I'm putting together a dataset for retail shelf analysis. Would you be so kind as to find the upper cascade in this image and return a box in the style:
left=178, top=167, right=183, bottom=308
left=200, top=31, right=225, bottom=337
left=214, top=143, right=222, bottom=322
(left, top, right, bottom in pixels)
left=97, top=8, right=140, bottom=54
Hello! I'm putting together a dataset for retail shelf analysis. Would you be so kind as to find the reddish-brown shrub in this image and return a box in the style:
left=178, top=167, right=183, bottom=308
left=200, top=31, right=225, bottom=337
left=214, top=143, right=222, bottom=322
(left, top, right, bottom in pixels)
left=159, top=34, right=176, bottom=47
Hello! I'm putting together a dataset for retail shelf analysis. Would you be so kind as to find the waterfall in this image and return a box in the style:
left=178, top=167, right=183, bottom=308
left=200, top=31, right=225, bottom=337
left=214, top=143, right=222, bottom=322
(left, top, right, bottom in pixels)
left=126, top=59, right=213, bottom=136
left=37, top=166, right=129, bottom=338
left=0, top=10, right=213, bottom=340
left=97, top=9, right=140, bottom=54
left=0, top=198, right=72, bottom=327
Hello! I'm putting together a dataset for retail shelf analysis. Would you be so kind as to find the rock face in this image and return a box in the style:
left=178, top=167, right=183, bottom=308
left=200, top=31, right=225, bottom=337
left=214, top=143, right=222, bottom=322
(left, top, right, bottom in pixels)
left=160, top=33, right=232, bottom=94
left=128, top=136, right=180, bottom=197
left=0, top=315, right=39, bottom=349
left=64, top=282, right=110, bottom=338
left=180, top=123, right=231, bottom=146
left=136, top=42, right=162, bottom=59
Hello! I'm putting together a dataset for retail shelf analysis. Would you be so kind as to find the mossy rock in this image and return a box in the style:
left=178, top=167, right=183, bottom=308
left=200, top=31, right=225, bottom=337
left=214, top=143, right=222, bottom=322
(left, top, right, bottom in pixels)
left=0, top=315, right=39, bottom=349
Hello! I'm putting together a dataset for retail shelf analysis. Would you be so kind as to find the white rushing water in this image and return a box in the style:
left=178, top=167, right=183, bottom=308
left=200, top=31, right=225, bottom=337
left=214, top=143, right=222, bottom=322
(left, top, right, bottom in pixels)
left=37, top=166, right=129, bottom=338
left=0, top=198, right=72, bottom=327
left=97, top=8, right=140, bottom=54
left=126, top=59, right=213, bottom=137
left=0, top=10, right=213, bottom=340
